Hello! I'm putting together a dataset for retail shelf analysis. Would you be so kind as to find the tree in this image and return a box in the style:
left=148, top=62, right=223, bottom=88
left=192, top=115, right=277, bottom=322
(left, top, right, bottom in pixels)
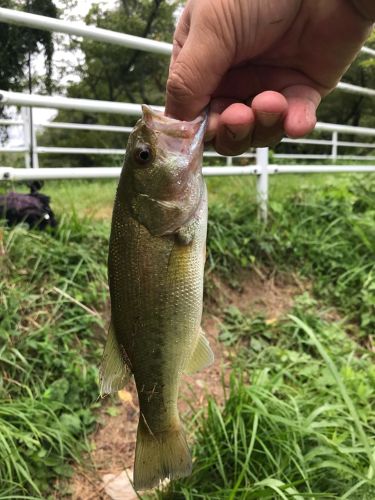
left=0, top=0, right=58, bottom=94
left=70, top=0, right=178, bottom=105
left=0, top=0, right=58, bottom=148
left=38, top=0, right=182, bottom=168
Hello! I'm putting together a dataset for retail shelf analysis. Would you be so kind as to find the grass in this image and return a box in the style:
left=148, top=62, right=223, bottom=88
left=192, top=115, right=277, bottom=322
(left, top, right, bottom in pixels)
left=206, top=175, right=375, bottom=338
left=0, top=171, right=360, bottom=220
left=165, top=297, right=375, bottom=499
left=0, top=399, right=82, bottom=498
left=0, top=217, right=109, bottom=496
left=0, top=172, right=374, bottom=496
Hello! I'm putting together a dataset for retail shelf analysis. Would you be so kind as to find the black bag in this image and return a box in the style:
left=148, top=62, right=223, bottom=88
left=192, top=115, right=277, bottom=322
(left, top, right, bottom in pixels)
left=0, top=181, right=57, bottom=231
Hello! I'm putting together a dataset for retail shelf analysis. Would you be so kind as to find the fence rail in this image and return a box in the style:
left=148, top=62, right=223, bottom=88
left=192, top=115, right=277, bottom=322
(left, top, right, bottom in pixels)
left=0, top=90, right=151, bottom=115
left=2, top=164, right=373, bottom=181
left=1, top=91, right=374, bottom=168
left=1, top=106, right=374, bottom=224
left=1, top=7, right=374, bottom=58
left=0, top=7, right=171, bottom=55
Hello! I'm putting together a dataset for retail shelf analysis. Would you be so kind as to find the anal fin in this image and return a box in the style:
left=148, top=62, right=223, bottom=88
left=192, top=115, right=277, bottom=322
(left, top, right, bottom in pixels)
left=99, top=321, right=132, bottom=396
left=184, top=328, right=214, bottom=375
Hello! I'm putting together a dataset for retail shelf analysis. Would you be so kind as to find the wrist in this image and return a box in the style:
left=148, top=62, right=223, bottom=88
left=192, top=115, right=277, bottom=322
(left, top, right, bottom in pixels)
left=349, top=0, right=375, bottom=22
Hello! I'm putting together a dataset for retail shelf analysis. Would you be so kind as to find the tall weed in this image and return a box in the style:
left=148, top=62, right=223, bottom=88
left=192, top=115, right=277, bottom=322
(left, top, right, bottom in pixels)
left=0, top=218, right=109, bottom=495
left=167, top=297, right=375, bottom=499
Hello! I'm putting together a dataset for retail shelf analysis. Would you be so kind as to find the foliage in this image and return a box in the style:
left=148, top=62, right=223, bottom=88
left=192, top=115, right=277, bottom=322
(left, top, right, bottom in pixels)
left=0, top=172, right=374, bottom=495
left=0, top=216, right=109, bottom=495
left=76, top=0, right=178, bottom=105
left=0, top=399, right=82, bottom=497
left=0, top=0, right=58, bottom=146
left=165, top=297, right=375, bottom=499
left=38, top=0, right=182, bottom=168
left=0, top=0, right=57, bottom=95
left=206, top=176, right=375, bottom=338
left=317, top=54, right=375, bottom=132
left=361, top=31, right=375, bottom=69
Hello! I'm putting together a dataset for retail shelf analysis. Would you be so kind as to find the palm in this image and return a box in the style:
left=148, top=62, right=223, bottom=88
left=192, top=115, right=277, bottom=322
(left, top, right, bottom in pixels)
left=216, top=0, right=371, bottom=100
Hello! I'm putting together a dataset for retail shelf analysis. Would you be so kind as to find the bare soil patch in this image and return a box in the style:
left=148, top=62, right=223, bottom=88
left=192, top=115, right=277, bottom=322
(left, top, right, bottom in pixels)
left=206, top=268, right=304, bottom=320
left=70, top=270, right=304, bottom=499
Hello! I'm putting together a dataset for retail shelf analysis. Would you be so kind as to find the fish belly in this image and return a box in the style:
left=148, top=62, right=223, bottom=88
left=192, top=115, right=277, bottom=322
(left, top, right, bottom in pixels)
left=109, top=192, right=207, bottom=433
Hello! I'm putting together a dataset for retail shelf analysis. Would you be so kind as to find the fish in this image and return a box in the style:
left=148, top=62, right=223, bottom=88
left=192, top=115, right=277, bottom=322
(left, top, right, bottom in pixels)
left=99, top=105, right=214, bottom=491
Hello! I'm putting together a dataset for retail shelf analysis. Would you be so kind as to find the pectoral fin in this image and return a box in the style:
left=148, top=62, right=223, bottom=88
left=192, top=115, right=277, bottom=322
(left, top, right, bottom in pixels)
left=99, top=321, right=132, bottom=396
left=131, top=194, right=183, bottom=236
left=184, top=329, right=214, bottom=374
left=176, top=218, right=200, bottom=245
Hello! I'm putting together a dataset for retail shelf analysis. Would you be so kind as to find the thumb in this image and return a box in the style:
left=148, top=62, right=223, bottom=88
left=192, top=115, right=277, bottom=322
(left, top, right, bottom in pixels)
left=165, top=20, right=232, bottom=120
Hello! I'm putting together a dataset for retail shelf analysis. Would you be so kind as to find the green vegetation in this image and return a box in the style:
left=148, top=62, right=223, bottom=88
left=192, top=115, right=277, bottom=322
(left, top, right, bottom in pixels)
left=0, top=174, right=374, bottom=497
left=0, top=0, right=57, bottom=96
left=162, top=175, right=375, bottom=499
left=0, top=216, right=109, bottom=496
left=167, top=299, right=375, bottom=499
left=207, top=175, right=375, bottom=338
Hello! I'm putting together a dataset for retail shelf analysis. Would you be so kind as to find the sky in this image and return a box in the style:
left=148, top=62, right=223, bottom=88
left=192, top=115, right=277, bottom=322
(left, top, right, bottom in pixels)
left=57, top=0, right=118, bottom=20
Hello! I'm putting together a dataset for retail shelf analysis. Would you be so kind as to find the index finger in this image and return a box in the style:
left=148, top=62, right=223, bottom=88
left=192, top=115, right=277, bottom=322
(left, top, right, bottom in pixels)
left=165, top=6, right=233, bottom=120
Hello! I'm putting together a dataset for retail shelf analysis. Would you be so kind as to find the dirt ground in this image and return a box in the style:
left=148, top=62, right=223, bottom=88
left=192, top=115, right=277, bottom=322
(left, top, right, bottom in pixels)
left=70, top=270, right=303, bottom=499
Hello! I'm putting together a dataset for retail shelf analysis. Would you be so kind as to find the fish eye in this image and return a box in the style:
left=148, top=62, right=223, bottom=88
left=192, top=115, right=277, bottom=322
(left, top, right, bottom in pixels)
left=134, top=145, right=153, bottom=165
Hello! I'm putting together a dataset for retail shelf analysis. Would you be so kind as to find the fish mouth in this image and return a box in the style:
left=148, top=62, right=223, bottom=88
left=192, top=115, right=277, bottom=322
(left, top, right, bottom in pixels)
left=142, top=105, right=207, bottom=156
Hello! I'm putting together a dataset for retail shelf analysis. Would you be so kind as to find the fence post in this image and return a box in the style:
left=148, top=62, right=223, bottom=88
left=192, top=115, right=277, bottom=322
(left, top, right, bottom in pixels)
left=31, top=107, right=39, bottom=169
left=226, top=156, right=233, bottom=167
left=21, top=107, right=31, bottom=168
left=331, top=131, right=338, bottom=161
left=256, top=147, right=269, bottom=223
left=21, top=106, right=39, bottom=169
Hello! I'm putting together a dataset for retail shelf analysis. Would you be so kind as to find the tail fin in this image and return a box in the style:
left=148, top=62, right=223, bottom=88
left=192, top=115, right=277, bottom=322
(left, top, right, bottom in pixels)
left=133, top=417, right=192, bottom=491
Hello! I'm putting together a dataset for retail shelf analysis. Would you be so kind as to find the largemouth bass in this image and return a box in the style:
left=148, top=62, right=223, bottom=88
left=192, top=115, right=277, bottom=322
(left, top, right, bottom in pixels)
left=100, top=106, right=214, bottom=490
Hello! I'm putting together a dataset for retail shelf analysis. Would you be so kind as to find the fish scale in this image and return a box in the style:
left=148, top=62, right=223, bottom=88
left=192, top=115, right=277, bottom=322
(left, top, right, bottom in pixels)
left=109, top=194, right=206, bottom=423
left=100, top=105, right=214, bottom=491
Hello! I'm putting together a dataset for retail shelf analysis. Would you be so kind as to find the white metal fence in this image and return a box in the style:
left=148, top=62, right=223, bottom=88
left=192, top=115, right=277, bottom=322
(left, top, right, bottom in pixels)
left=0, top=7, right=374, bottom=221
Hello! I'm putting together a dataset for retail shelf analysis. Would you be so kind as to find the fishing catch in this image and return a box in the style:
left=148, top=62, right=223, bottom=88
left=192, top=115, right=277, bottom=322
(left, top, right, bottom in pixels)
left=100, top=105, right=214, bottom=490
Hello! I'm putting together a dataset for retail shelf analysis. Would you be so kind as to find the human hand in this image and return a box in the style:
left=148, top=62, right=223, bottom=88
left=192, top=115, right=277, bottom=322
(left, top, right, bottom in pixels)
left=166, top=0, right=374, bottom=155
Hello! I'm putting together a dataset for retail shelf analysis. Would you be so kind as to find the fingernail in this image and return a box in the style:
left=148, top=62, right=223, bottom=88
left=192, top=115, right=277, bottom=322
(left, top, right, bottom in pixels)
left=257, top=112, right=280, bottom=127
left=225, top=124, right=249, bottom=142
